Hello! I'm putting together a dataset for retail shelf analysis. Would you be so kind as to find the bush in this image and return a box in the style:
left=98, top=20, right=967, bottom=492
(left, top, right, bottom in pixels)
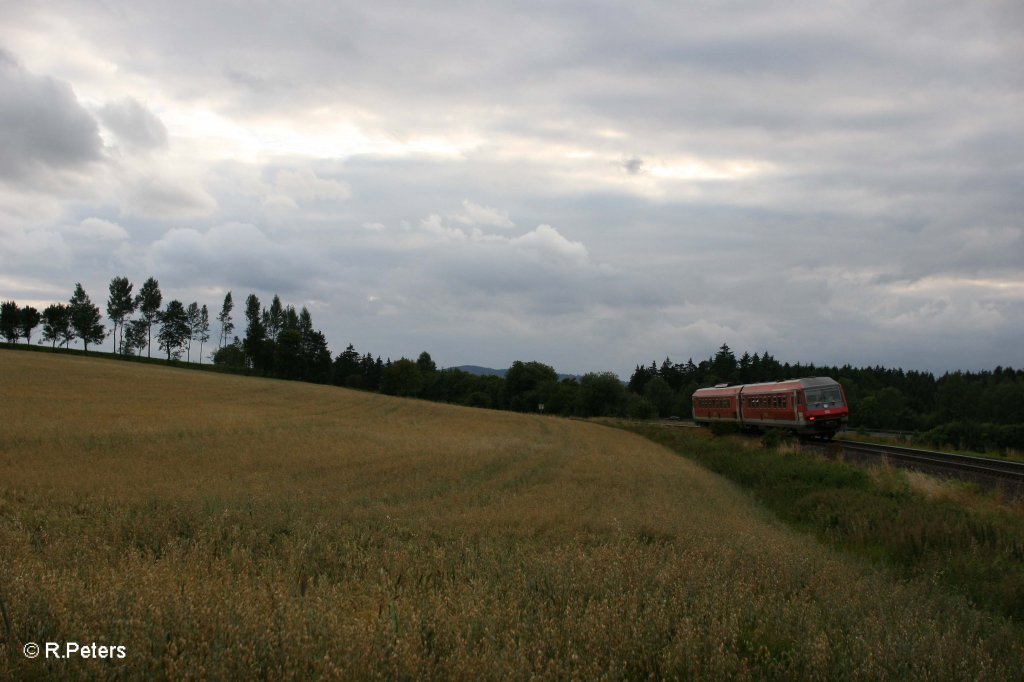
left=918, top=421, right=1024, bottom=453
left=709, top=421, right=739, bottom=437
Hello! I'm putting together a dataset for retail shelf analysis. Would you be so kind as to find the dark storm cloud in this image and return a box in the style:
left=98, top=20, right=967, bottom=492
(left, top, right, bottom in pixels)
left=0, top=49, right=102, bottom=181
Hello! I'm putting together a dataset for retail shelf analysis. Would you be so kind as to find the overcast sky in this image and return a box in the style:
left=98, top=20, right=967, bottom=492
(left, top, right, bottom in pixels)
left=2, top=1, right=1022, bottom=377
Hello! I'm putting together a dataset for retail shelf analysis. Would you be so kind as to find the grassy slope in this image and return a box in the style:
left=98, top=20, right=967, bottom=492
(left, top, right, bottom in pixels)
left=1, top=350, right=1022, bottom=680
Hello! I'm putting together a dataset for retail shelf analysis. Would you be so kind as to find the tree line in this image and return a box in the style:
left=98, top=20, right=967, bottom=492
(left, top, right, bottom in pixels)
left=4, top=284, right=1022, bottom=450
left=2, top=278, right=212, bottom=362
left=627, top=343, right=1024, bottom=451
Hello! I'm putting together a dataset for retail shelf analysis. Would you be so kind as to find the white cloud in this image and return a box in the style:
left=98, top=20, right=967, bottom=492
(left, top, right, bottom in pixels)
left=273, top=167, right=351, bottom=202
left=68, top=217, right=130, bottom=240
left=449, top=199, right=515, bottom=229
left=511, top=224, right=588, bottom=265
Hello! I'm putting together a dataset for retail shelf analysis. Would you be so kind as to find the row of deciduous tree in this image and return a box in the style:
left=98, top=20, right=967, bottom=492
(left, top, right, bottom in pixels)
left=3, top=278, right=214, bottom=361
left=3, top=284, right=106, bottom=351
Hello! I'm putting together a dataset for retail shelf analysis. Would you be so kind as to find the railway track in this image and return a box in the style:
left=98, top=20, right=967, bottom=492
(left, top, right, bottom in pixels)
left=832, top=438, right=1024, bottom=493
left=661, top=420, right=1024, bottom=493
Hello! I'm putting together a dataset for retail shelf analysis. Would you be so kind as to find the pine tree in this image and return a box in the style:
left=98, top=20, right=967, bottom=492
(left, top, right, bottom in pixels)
left=334, top=344, right=361, bottom=386
left=69, top=283, right=106, bottom=352
left=267, top=294, right=284, bottom=342
left=185, top=301, right=201, bottom=362
left=217, top=292, right=234, bottom=349
left=197, top=304, right=210, bottom=364
left=243, top=293, right=266, bottom=370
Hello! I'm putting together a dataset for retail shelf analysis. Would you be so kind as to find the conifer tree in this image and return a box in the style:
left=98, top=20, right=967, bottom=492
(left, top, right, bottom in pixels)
left=243, top=293, right=266, bottom=370
left=217, top=291, right=234, bottom=349
left=185, top=301, right=201, bottom=362
left=197, top=304, right=210, bottom=364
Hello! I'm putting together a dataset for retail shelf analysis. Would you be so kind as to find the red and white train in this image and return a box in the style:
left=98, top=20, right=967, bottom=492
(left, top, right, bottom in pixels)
left=692, top=377, right=849, bottom=439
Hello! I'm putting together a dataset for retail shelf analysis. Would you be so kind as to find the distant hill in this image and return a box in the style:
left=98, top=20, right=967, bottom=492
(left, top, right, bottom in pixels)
left=452, top=365, right=581, bottom=381
left=453, top=365, right=508, bottom=378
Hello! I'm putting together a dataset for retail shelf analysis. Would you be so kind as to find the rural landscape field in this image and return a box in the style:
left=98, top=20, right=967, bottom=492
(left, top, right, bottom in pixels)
left=2, top=350, right=1023, bottom=679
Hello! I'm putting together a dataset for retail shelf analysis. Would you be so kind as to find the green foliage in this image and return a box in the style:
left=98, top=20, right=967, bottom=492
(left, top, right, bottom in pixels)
left=760, top=428, right=794, bottom=450
left=217, top=291, right=234, bottom=349
left=124, top=319, right=149, bottom=356
left=416, top=351, right=437, bottom=374
left=41, top=303, right=72, bottom=347
left=197, top=304, right=211, bottom=363
left=642, top=375, right=673, bottom=417
left=69, top=283, right=106, bottom=351
left=0, top=300, right=20, bottom=343
left=575, top=372, right=626, bottom=417
left=156, top=299, right=190, bottom=360
left=381, top=357, right=424, bottom=397
left=918, top=421, right=1024, bottom=453
left=333, top=344, right=362, bottom=386
left=213, top=339, right=246, bottom=368
left=505, top=361, right=559, bottom=412
left=19, top=305, right=40, bottom=344
left=134, top=277, right=162, bottom=358
left=709, top=421, right=739, bottom=437
left=243, top=293, right=267, bottom=370
left=106, top=275, right=135, bottom=353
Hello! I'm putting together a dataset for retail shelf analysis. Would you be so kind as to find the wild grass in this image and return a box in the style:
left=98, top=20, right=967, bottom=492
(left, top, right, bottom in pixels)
left=620, top=421, right=1024, bottom=627
left=841, top=430, right=1024, bottom=464
left=2, top=350, right=1023, bottom=679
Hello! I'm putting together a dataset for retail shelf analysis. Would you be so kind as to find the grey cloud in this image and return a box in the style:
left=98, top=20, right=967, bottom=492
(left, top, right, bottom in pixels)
left=0, top=49, right=102, bottom=181
left=123, top=173, right=218, bottom=219
left=147, top=222, right=325, bottom=295
left=2, top=2, right=1022, bottom=376
left=620, top=157, right=644, bottom=175
left=98, top=98, right=168, bottom=151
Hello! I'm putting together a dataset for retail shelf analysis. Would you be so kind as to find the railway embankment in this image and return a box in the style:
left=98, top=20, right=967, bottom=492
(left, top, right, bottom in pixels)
left=618, top=421, right=1024, bottom=625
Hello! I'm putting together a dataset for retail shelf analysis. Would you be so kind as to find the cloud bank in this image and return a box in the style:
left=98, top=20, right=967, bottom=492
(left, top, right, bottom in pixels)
left=0, top=1, right=1021, bottom=376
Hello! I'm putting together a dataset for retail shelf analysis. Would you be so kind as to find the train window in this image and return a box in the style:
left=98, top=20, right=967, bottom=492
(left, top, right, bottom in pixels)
left=805, top=387, right=845, bottom=409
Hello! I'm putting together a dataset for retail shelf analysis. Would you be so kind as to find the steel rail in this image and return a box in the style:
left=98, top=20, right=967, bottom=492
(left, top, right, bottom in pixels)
left=836, top=439, right=1024, bottom=483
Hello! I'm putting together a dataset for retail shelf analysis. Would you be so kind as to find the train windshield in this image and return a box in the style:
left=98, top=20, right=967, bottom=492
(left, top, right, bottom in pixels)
left=804, top=386, right=844, bottom=409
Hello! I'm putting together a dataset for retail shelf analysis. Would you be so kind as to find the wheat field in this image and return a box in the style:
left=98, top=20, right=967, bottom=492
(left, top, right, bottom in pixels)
left=1, top=349, right=1021, bottom=680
